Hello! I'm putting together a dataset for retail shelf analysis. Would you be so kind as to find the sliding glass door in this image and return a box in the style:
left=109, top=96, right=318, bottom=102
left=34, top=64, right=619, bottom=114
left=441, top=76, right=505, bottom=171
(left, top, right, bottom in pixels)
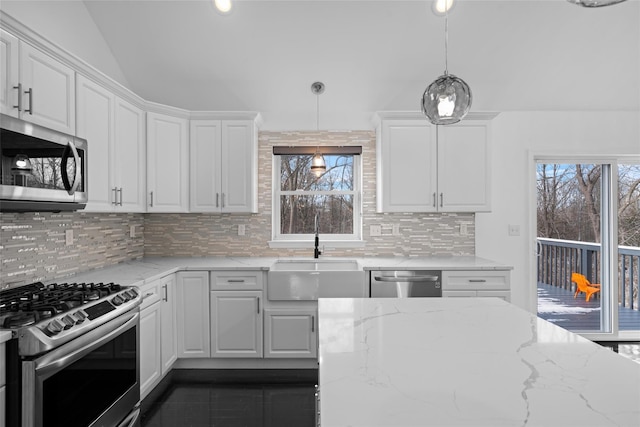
left=536, top=160, right=639, bottom=337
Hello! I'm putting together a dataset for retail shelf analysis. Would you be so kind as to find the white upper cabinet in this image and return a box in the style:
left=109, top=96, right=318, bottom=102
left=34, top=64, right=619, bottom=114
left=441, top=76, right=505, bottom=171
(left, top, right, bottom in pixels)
left=376, top=114, right=492, bottom=213
left=0, top=31, right=76, bottom=135
left=437, top=121, right=491, bottom=212
left=377, top=119, right=437, bottom=212
left=0, top=29, right=19, bottom=118
left=147, top=112, right=189, bottom=212
left=114, top=97, right=146, bottom=211
left=190, top=119, right=258, bottom=213
left=76, top=76, right=146, bottom=212
left=1, top=29, right=75, bottom=134
left=76, top=75, right=115, bottom=211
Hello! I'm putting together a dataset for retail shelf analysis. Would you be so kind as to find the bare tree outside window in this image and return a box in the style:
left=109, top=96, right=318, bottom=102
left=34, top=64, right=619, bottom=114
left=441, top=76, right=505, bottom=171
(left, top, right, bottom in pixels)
left=277, top=153, right=357, bottom=238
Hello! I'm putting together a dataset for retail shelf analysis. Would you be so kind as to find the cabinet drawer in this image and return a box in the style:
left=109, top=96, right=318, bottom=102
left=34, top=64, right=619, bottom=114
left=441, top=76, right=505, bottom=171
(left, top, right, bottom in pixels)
left=442, top=270, right=510, bottom=291
left=138, top=280, right=162, bottom=311
left=210, top=271, right=263, bottom=290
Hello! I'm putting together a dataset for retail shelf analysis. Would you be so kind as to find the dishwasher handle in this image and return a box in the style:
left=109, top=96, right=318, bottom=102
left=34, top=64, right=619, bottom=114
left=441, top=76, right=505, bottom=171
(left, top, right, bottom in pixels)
left=374, top=275, right=439, bottom=283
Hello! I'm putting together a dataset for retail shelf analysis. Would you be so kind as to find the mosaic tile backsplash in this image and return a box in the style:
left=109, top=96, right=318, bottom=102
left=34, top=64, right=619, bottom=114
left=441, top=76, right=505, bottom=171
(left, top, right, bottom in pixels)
left=1, top=212, right=144, bottom=288
left=1, top=131, right=474, bottom=289
left=144, top=131, right=475, bottom=257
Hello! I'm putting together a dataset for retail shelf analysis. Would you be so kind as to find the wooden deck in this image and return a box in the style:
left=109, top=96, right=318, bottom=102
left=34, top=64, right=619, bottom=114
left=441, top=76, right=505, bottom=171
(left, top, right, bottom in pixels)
left=537, top=282, right=640, bottom=331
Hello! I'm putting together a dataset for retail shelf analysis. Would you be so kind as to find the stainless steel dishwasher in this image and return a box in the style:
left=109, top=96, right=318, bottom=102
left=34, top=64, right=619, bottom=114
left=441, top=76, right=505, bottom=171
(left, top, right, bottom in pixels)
left=370, top=270, right=442, bottom=297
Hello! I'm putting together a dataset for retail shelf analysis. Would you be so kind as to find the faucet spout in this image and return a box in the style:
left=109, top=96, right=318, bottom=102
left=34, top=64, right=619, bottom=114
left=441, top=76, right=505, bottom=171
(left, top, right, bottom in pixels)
left=314, top=212, right=322, bottom=259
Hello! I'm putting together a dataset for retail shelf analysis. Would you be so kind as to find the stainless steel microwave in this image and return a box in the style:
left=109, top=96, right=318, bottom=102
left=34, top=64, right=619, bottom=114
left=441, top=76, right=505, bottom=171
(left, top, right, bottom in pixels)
left=0, top=113, right=88, bottom=212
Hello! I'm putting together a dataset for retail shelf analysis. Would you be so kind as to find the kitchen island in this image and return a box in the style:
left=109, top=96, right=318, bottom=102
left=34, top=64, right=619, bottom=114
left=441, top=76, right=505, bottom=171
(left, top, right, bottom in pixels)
left=317, top=298, right=640, bottom=427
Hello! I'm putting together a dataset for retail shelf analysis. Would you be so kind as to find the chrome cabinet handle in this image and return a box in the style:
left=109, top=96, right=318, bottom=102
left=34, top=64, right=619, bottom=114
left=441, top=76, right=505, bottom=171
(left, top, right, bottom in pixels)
left=216, top=193, right=219, bottom=208
left=469, top=279, right=487, bottom=283
left=374, top=275, right=439, bottom=282
left=13, top=83, right=22, bottom=111
left=256, top=297, right=260, bottom=314
left=24, top=87, right=33, bottom=114
left=440, top=193, right=443, bottom=207
left=118, top=188, right=123, bottom=206
left=227, top=279, right=245, bottom=283
left=222, top=193, right=225, bottom=208
left=112, top=188, right=118, bottom=205
left=433, top=192, right=436, bottom=208
left=163, top=284, right=168, bottom=302
left=150, top=191, right=154, bottom=207
left=311, top=315, right=315, bottom=332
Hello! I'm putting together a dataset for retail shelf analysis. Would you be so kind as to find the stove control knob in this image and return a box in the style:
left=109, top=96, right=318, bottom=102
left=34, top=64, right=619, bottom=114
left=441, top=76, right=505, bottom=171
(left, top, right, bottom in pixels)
left=111, top=295, right=124, bottom=306
left=120, top=291, right=132, bottom=302
left=75, top=310, right=89, bottom=322
left=61, top=315, right=75, bottom=329
left=47, top=319, right=65, bottom=335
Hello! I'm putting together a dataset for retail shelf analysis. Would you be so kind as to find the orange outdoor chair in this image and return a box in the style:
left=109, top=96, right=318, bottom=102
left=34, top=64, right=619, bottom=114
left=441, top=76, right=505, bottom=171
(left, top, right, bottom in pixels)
left=571, top=273, right=601, bottom=302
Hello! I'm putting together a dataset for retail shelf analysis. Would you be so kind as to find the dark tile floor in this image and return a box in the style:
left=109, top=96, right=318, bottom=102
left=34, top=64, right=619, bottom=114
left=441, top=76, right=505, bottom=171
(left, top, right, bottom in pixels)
left=140, top=369, right=317, bottom=427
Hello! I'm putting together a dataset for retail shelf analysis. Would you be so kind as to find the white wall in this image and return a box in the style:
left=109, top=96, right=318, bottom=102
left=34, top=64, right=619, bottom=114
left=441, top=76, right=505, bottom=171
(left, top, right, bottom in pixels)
left=0, top=0, right=130, bottom=89
left=476, top=111, right=640, bottom=312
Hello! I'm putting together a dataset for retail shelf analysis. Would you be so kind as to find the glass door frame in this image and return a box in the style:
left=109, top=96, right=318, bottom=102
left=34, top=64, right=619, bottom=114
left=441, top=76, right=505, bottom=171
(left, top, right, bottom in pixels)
left=529, top=153, right=640, bottom=341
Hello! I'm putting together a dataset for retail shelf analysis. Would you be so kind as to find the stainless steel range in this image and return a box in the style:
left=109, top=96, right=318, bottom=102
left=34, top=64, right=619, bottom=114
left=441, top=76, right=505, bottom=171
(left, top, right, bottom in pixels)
left=0, top=282, right=142, bottom=427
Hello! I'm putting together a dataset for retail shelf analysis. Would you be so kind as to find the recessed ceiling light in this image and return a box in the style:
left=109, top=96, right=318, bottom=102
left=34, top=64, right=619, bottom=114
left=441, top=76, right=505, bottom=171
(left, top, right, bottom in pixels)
left=214, top=0, right=233, bottom=14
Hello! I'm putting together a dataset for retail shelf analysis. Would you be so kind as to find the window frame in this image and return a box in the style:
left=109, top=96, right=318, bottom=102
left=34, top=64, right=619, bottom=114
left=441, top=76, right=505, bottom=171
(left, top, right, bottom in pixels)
left=270, top=150, right=363, bottom=247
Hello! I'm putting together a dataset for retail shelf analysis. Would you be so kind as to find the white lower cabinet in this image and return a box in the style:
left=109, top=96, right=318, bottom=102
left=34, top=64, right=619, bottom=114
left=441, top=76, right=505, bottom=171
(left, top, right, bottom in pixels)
left=139, top=274, right=176, bottom=399
left=442, top=270, right=511, bottom=302
left=264, top=308, right=317, bottom=358
left=176, top=271, right=211, bottom=358
left=139, top=293, right=161, bottom=399
left=210, top=290, right=263, bottom=358
left=0, top=341, right=5, bottom=424
left=159, top=274, right=177, bottom=375
left=0, top=385, right=5, bottom=426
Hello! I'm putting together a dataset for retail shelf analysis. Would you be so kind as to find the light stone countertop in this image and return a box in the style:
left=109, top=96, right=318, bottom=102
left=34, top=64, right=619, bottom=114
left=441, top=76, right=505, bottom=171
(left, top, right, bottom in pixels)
left=317, top=297, right=640, bottom=427
left=0, top=330, right=11, bottom=344
left=48, top=255, right=511, bottom=288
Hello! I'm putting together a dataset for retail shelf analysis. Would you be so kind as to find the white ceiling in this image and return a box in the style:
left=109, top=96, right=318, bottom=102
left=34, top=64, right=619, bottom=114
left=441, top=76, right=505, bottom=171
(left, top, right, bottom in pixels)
left=80, top=0, right=639, bottom=130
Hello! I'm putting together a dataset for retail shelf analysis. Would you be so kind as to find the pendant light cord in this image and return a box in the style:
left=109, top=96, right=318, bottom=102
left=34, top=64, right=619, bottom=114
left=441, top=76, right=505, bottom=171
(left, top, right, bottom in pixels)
left=444, top=5, right=449, bottom=75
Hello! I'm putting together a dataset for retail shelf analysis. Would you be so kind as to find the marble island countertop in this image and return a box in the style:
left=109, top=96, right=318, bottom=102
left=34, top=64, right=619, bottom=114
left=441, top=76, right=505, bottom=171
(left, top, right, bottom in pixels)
left=317, top=298, right=640, bottom=427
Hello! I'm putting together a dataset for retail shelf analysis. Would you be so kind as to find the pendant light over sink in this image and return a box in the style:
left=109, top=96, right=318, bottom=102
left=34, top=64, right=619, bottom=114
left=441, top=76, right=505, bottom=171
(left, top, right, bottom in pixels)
left=310, top=81, right=327, bottom=177
left=421, top=1, right=472, bottom=125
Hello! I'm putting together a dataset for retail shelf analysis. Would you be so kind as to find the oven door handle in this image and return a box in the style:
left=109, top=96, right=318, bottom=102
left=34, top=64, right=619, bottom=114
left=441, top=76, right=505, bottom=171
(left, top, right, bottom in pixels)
left=32, top=310, right=139, bottom=376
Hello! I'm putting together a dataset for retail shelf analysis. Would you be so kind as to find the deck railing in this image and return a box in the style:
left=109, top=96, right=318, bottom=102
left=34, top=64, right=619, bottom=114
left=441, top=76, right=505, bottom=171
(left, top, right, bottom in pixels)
left=537, top=238, right=639, bottom=311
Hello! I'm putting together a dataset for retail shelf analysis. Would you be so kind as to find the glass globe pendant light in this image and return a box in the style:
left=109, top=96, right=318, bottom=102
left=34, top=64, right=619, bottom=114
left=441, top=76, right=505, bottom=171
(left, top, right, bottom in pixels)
left=421, top=5, right=472, bottom=125
left=310, top=81, right=326, bottom=177
left=566, top=0, right=627, bottom=7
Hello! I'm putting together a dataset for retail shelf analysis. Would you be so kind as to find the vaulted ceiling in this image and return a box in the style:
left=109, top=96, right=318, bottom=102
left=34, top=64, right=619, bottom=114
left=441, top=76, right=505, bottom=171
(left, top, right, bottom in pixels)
left=78, top=0, right=639, bottom=129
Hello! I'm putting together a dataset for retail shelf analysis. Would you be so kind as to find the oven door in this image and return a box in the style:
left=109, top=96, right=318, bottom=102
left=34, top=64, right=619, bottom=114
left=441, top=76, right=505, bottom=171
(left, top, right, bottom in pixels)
left=22, top=310, right=140, bottom=427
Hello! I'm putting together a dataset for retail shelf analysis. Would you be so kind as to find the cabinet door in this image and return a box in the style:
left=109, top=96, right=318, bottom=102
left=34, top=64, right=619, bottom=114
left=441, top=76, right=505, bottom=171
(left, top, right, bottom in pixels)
left=176, top=271, right=210, bottom=358
left=221, top=120, right=257, bottom=213
left=76, top=75, right=115, bottom=211
left=190, top=120, right=221, bottom=212
left=377, top=120, right=437, bottom=212
left=114, top=97, right=146, bottom=212
left=19, top=41, right=75, bottom=134
left=264, top=308, right=317, bottom=358
left=140, top=302, right=162, bottom=399
left=210, top=291, right=263, bottom=358
left=0, top=29, right=19, bottom=117
left=160, top=274, right=177, bottom=375
left=147, top=112, right=189, bottom=212
left=437, top=121, right=491, bottom=212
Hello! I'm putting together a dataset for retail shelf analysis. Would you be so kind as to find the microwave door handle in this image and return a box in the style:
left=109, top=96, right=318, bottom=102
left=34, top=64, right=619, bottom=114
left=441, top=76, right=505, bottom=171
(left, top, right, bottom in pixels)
left=60, top=140, right=82, bottom=195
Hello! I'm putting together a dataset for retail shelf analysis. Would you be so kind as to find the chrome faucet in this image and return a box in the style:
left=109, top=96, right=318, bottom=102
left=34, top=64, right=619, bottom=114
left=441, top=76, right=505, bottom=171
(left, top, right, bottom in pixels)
left=314, top=212, right=322, bottom=259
